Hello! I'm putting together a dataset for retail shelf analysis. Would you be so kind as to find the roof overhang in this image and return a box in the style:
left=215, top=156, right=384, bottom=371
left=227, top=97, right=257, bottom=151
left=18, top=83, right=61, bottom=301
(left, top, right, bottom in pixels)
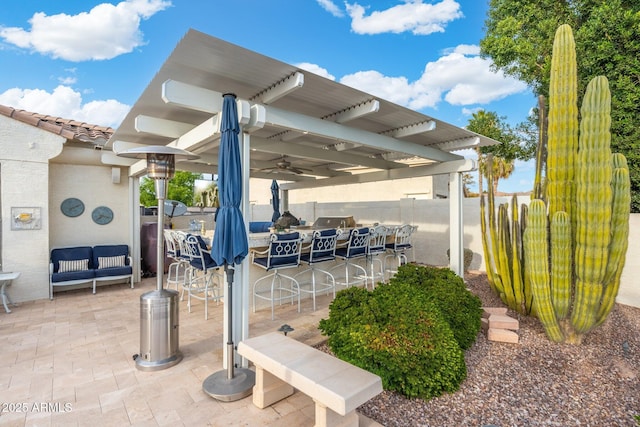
left=107, top=29, right=497, bottom=186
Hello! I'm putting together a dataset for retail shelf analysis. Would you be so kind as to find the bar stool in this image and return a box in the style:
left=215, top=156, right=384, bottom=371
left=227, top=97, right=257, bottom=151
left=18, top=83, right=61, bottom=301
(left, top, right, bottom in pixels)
left=183, top=234, right=223, bottom=320
left=330, top=227, right=370, bottom=289
left=294, top=228, right=339, bottom=311
left=384, top=224, right=417, bottom=278
left=251, top=231, right=303, bottom=320
left=362, top=225, right=388, bottom=289
left=164, top=230, right=189, bottom=291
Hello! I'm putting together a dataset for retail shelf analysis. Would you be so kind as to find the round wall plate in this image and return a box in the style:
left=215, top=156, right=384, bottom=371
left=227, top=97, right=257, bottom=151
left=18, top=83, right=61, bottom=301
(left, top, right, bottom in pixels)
left=61, top=198, right=85, bottom=217
left=92, top=206, right=114, bottom=225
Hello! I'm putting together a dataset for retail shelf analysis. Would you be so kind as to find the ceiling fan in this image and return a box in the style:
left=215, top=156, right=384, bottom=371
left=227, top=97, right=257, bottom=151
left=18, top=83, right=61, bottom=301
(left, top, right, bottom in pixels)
left=259, top=156, right=312, bottom=175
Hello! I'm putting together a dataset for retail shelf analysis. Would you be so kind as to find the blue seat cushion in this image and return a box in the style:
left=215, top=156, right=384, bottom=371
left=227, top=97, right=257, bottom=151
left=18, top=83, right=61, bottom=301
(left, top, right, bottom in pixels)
left=249, top=221, right=273, bottom=233
left=190, top=255, right=218, bottom=271
left=95, top=265, right=132, bottom=278
left=51, top=269, right=95, bottom=283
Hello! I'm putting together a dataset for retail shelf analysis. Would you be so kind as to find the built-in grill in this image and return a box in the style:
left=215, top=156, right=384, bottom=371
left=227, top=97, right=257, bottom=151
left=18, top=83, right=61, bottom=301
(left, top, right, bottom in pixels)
left=312, top=216, right=356, bottom=229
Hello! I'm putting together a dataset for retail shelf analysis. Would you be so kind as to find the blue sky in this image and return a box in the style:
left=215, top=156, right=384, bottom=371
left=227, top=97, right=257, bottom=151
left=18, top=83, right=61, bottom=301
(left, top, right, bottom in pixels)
left=0, top=0, right=537, bottom=193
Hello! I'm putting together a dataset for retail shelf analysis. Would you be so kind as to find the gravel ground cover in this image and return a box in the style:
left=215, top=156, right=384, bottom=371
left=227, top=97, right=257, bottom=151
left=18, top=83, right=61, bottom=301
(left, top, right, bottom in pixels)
left=327, top=272, right=640, bottom=427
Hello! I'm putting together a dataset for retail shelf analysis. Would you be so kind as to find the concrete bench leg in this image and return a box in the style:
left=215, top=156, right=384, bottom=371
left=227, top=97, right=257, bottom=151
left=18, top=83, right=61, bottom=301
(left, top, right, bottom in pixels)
left=315, top=402, right=358, bottom=427
left=253, top=366, right=294, bottom=409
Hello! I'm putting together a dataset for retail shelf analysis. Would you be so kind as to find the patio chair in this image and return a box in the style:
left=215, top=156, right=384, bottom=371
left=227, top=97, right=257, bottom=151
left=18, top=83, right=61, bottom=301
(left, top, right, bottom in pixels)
left=251, top=231, right=303, bottom=320
left=293, top=228, right=339, bottom=311
left=183, top=234, right=223, bottom=320
left=384, top=224, right=418, bottom=278
left=330, top=227, right=370, bottom=289
left=361, top=225, right=389, bottom=289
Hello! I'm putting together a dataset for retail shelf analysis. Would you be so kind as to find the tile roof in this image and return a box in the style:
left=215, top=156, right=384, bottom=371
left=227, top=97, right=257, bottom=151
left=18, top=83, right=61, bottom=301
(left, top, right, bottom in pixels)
left=0, top=104, right=114, bottom=145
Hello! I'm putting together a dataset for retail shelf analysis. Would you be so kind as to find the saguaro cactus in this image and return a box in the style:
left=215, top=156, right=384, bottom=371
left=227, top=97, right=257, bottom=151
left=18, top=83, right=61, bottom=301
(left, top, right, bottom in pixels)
left=482, top=24, right=631, bottom=344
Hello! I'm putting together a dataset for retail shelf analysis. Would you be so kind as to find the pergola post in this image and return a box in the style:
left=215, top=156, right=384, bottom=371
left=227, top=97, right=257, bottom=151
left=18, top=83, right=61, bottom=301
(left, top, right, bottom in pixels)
left=449, top=171, right=464, bottom=277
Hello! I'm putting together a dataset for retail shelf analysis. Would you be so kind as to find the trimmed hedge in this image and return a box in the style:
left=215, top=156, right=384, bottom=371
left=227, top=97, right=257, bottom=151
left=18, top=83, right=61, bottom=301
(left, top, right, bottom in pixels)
left=388, top=265, right=483, bottom=350
left=319, top=265, right=482, bottom=400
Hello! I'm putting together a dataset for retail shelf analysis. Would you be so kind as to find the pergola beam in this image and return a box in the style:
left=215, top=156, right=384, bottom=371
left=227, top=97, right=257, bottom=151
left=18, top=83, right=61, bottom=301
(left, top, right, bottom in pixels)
left=280, top=158, right=476, bottom=190
left=254, top=72, right=304, bottom=104
left=134, top=115, right=196, bottom=138
left=251, top=137, right=407, bottom=170
left=327, top=99, right=380, bottom=124
left=436, top=136, right=480, bottom=152
left=262, top=104, right=461, bottom=162
left=383, top=120, right=436, bottom=138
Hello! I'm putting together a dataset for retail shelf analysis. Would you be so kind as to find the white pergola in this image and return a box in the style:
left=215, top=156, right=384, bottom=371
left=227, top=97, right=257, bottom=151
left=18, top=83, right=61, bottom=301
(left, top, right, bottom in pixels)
left=105, top=29, right=498, bottom=367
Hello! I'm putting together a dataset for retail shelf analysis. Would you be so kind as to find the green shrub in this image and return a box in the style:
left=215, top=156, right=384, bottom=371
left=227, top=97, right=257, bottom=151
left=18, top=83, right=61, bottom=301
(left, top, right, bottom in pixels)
left=319, top=281, right=468, bottom=400
left=389, top=265, right=483, bottom=350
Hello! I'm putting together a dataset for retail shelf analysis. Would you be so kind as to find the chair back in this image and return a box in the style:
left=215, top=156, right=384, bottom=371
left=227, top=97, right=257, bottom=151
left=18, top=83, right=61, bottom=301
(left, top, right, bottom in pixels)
left=367, top=225, right=388, bottom=256
left=164, top=230, right=179, bottom=259
left=389, top=224, right=416, bottom=250
left=185, top=234, right=218, bottom=271
left=306, top=228, right=339, bottom=264
left=342, top=227, right=370, bottom=258
left=172, top=231, right=190, bottom=260
left=254, top=231, right=303, bottom=271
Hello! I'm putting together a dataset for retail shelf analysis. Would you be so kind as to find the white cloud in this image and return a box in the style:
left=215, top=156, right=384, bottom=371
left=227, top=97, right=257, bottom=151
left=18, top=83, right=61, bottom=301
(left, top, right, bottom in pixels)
left=0, top=85, right=130, bottom=128
left=462, top=107, right=482, bottom=116
left=346, top=0, right=462, bottom=35
left=296, top=62, right=336, bottom=80
left=0, top=0, right=171, bottom=61
left=340, top=71, right=415, bottom=106
left=316, top=0, right=344, bottom=17
left=339, top=44, right=528, bottom=110
left=58, top=76, right=77, bottom=85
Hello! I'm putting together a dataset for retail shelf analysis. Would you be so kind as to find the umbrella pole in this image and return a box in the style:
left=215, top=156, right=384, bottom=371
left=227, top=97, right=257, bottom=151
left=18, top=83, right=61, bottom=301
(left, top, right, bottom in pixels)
left=225, top=264, right=235, bottom=380
left=202, top=263, right=255, bottom=401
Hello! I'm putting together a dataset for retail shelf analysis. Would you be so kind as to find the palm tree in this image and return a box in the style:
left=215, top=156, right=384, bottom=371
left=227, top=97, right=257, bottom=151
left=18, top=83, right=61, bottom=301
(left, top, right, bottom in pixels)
left=477, top=151, right=515, bottom=194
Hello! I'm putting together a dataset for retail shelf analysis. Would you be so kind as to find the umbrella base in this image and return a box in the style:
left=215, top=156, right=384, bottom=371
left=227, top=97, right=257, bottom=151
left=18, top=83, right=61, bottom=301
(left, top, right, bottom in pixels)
left=203, top=368, right=255, bottom=402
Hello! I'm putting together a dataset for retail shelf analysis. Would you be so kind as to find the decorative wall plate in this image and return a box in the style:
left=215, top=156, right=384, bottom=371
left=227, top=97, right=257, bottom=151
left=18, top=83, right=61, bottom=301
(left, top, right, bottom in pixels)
left=61, top=198, right=85, bottom=217
left=92, top=206, right=114, bottom=225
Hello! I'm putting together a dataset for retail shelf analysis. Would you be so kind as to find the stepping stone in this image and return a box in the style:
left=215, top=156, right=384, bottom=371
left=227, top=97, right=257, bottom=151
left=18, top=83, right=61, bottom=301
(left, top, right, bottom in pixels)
left=487, top=328, right=519, bottom=344
left=488, top=314, right=519, bottom=331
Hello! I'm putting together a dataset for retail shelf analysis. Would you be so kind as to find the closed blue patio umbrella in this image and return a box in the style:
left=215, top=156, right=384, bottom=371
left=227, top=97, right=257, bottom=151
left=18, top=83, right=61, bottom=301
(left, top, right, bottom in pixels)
left=271, top=179, right=280, bottom=223
left=203, top=93, right=254, bottom=401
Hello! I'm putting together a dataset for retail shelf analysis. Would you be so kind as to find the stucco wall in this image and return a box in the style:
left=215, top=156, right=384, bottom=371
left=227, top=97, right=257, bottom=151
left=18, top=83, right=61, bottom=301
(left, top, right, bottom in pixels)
left=49, top=163, right=130, bottom=248
left=1, top=115, right=64, bottom=302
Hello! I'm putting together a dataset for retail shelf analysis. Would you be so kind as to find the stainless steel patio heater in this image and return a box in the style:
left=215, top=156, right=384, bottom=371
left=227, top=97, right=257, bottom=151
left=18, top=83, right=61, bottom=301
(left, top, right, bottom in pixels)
left=118, top=145, right=199, bottom=371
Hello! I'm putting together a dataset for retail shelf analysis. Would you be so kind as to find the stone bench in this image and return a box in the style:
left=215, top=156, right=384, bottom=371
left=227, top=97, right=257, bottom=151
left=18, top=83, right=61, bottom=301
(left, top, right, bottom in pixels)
left=237, top=332, right=383, bottom=427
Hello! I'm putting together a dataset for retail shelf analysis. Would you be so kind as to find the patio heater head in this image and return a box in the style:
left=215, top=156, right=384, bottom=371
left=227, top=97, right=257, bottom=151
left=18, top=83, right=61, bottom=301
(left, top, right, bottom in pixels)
left=117, top=145, right=199, bottom=199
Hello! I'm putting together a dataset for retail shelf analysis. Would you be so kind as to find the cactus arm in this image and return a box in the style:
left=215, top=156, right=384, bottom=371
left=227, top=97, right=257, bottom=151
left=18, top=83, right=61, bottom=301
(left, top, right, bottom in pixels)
left=550, top=211, right=572, bottom=319
left=497, top=204, right=516, bottom=307
left=510, top=195, right=525, bottom=311
left=602, top=154, right=631, bottom=285
left=546, top=24, right=578, bottom=219
left=596, top=159, right=631, bottom=326
left=571, top=76, right=613, bottom=334
left=524, top=200, right=563, bottom=342
left=480, top=195, right=499, bottom=294
left=486, top=156, right=508, bottom=301
left=520, top=204, right=535, bottom=315
left=532, top=95, right=547, bottom=201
